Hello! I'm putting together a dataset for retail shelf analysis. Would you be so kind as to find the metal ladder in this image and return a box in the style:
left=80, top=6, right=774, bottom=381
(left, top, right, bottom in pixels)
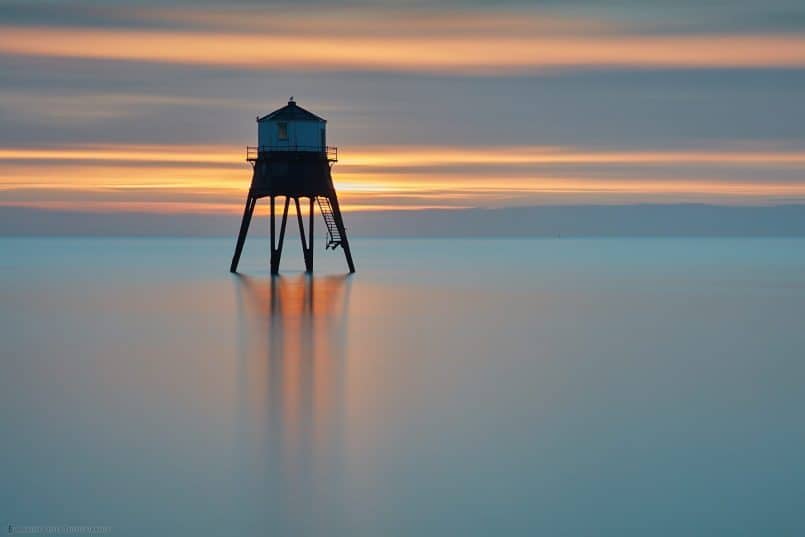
left=316, top=196, right=343, bottom=250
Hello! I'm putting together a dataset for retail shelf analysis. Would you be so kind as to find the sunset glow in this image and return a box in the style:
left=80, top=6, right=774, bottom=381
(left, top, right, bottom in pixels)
left=1, top=2, right=804, bottom=218
left=3, top=26, right=805, bottom=73
left=2, top=144, right=805, bottom=213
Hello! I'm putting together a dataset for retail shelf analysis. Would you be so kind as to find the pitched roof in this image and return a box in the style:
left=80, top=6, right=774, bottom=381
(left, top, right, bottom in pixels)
left=258, top=99, right=326, bottom=122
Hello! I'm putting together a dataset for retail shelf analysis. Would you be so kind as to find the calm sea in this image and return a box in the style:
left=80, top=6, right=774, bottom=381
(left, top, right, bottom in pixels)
left=2, top=237, right=805, bottom=536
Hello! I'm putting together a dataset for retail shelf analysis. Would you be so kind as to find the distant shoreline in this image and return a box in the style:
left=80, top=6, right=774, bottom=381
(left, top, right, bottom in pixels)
left=5, top=204, right=805, bottom=238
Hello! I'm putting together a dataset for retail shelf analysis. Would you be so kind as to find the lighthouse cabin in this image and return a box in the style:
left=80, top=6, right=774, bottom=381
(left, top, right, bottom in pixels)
left=256, top=98, right=328, bottom=156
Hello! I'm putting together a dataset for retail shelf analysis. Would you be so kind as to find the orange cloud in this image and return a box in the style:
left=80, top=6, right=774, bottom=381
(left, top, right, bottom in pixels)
left=2, top=144, right=805, bottom=214
left=3, top=144, right=805, bottom=168
left=2, top=26, right=805, bottom=72
left=340, top=146, right=805, bottom=167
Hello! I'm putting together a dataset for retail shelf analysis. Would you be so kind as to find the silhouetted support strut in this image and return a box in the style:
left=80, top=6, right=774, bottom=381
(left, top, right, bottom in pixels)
left=230, top=193, right=256, bottom=273
left=327, top=191, right=355, bottom=273
left=309, top=197, right=315, bottom=270
left=270, top=197, right=290, bottom=274
left=294, top=198, right=314, bottom=273
left=231, top=192, right=354, bottom=274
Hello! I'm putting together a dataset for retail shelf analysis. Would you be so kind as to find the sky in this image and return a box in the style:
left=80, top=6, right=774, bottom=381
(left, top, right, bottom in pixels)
left=1, top=0, right=805, bottom=216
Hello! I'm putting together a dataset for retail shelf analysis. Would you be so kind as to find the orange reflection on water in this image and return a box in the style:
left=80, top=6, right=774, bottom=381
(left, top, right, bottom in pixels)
left=233, top=274, right=352, bottom=485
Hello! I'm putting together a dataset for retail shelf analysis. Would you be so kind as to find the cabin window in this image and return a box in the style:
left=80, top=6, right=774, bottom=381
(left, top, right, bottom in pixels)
left=277, top=122, right=288, bottom=141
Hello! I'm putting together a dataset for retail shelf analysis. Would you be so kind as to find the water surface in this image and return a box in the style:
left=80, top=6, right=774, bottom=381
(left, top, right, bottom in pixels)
left=2, top=238, right=805, bottom=535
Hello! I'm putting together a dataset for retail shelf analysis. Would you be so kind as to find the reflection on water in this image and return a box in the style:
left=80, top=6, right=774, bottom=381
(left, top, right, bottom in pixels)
left=3, top=238, right=805, bottom=536
left=232, top=274, right=353, bottom=535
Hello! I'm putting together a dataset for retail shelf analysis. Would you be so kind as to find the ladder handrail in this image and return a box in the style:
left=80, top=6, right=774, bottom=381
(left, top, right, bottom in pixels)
left=316, top=196, right=343, bottom=249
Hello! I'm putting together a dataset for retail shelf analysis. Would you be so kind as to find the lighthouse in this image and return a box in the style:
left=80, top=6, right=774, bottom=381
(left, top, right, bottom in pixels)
left=230, top=98, right=355, bottom=274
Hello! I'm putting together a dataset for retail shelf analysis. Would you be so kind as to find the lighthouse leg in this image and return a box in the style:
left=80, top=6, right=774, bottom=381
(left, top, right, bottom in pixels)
left=269, top=196, right=276, bottom=274
left=269, top=197, right=289, bottom=275
left=271, top=197, right=290, bottom=274
left=295, top=197, right=313, bottom=273
left=308, top=196, right=315, bottom=271
left=327, top=193, right=355, bottom=273
left=230, top=194, right=256, bottom=273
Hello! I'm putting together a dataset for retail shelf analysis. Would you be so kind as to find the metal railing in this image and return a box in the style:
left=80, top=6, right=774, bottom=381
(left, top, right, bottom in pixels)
left=246, top=145, right=337, bottom=162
